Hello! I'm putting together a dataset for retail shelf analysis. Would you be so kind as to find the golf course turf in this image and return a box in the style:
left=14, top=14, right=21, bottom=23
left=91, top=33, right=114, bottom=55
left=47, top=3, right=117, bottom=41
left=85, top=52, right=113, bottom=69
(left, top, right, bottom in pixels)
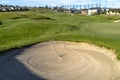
left=1, top=10, right=120, bottom=80
left=0, top=11, right=120, bottom=59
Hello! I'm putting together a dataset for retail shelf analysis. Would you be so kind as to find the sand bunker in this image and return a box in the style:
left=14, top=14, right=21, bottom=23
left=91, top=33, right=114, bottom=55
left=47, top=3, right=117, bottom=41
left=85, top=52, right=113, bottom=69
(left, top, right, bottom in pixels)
left=114, top=20, right=120, bottom=23
left=0, top=41, right=120, bottom=80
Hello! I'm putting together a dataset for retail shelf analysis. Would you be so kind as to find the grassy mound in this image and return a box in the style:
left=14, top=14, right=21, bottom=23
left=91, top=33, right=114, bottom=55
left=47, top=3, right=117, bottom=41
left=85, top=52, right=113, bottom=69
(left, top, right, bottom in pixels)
left=1, top=12, right=120, bottom=59
left=0, top=12, right=52, bottom=20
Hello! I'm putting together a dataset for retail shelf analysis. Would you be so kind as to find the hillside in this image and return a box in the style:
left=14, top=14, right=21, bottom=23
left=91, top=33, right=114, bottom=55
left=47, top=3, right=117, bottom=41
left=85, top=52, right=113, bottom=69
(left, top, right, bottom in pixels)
left=0, top=10, right=120, bottom=59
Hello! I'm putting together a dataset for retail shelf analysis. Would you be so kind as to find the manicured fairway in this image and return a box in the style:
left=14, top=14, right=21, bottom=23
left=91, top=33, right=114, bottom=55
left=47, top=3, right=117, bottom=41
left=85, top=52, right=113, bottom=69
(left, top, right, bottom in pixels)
left=0, top=11, right=120, bottom=59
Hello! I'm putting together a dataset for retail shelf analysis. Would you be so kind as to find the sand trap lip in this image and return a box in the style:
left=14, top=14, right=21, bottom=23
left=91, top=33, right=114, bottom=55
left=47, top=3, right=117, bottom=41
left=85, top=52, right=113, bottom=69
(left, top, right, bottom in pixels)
left=0, top=41, right=120, bottom=80
left=114, top=20, right=120, bottom=23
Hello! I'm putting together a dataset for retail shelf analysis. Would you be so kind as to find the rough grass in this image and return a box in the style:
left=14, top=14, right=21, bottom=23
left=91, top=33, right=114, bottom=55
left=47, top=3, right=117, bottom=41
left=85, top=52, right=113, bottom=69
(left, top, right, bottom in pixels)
left=0, top=11, right=120, bottom=59
left=0, top=12, right=51, bottom=20
left=0, top=21, right=2, bottom=25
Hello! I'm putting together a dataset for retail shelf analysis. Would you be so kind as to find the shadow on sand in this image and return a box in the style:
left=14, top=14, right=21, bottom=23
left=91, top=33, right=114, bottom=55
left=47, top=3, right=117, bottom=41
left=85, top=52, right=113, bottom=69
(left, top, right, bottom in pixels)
left=0, top=45, right=47, bottom=80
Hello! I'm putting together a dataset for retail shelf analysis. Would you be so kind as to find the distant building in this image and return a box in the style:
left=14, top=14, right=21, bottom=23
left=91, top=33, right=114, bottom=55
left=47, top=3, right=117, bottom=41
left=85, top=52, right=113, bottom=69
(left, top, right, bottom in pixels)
left=1, top=7, right=7, bottom=12
left=64, top=9, right=71, bottom=14
left=81, top=8, right=101, bottom=15
left=72, top=10, right=81, bottom=14
left=106, top=8, right=120, bottom=15
left=88, top=7, right=101, bottom=15
left=81, top=9, right=88, bottom=15
left=0, top=4, right=30, bottom=12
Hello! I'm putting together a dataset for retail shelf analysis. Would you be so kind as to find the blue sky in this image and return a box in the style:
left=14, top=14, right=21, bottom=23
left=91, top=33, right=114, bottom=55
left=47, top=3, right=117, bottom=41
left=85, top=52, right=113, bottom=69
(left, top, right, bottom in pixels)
left=0, top=0, right=120, bottom=8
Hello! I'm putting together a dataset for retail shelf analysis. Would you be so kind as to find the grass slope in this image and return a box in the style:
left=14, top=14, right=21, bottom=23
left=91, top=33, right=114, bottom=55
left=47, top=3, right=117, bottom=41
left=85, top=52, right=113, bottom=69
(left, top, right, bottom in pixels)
left=0, top=11, right=120, bottom=59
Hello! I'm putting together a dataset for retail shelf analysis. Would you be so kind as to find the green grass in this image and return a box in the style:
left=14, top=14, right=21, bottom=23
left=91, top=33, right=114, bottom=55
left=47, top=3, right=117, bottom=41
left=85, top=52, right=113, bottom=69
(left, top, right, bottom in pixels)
left=0, top=11, right=120, bottom=59
left=0, top=20, right=2, bottom=23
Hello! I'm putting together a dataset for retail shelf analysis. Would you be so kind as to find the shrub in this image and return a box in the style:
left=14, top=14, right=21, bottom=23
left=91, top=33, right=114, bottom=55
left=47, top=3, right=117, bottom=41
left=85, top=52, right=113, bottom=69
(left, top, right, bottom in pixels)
left=0, top=21, right=2, bottom=25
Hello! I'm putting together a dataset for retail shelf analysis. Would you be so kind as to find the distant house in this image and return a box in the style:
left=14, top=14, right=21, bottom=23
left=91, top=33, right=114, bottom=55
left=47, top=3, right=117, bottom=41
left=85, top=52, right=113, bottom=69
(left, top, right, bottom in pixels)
left=88, top=7, right=101, bottom=15
left=81, top=9, right=88, bottom=15
left=81, top=8, right=101, bottom=15
left=61, top=9, right=81, bottom=14
left=0, top=4, right=30, bottom=12
left=64, top=9, right=71, bottom=14
left=0, top=7, right=2, bottom=11
left=72, top=10, right=81, bottom=14
left=106, top=8, right=120, bottom=15
left=9, top=6, right=15, bottom=11
left=1, top=7, right=7, bottom=12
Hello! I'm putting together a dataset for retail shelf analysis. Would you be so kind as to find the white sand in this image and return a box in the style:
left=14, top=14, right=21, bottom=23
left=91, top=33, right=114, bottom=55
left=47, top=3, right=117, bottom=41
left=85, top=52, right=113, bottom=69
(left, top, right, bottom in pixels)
left=114, top=20, right=120, bottom=23
left=0, top=41, right=120, bottom=80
